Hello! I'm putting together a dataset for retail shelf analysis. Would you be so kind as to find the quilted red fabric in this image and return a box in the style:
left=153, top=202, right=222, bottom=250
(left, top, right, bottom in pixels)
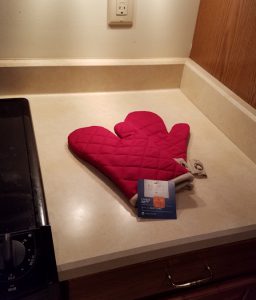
left=114, top=111, right=190, bottom=161
left=68, top=112, right=190, bottom=199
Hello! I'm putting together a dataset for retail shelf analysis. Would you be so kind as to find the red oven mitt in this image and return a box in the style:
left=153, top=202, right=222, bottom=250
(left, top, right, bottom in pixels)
left=68, top=116, right=189, bottom=200
left=114, top=112, right=194, bottom=205
left=114, top=111, right=190, bottom=161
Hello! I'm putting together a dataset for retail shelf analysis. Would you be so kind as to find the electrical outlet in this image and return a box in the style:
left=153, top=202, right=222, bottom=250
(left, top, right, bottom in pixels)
left=116, top=1, right=128, bottom=16
left=108, top=0, right=133, bottom=27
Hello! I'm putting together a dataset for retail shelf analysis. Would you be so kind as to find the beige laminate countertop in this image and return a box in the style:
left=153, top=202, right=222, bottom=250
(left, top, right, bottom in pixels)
left=20, top=89, right=256, bottom=281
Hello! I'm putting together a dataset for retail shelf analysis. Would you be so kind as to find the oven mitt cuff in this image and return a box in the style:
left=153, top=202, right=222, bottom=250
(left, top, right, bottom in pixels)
left=172, top=172, right=194, bottom=191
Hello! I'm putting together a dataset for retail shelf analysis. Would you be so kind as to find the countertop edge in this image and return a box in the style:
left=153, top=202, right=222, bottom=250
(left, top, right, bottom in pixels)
left=57, top=225, right=256, bottom=281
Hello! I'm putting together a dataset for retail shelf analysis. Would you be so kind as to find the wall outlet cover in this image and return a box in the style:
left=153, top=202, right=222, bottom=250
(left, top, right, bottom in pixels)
left=108, top=0, right=133, bottom=27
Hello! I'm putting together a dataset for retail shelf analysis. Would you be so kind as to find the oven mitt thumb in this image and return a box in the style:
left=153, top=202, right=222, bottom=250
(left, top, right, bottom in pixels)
left=68, top=124, right=189, bottom=201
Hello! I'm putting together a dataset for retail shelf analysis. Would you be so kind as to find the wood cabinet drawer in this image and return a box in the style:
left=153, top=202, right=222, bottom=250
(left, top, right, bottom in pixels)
left=69, top=260, right=167, bottom=300
left=158, top=275, right=256, bottom=300
left=69, top=259, right=169, bottom=300
left=165, top=238, right=256, bottom=288
left=68, top=239, right=256, bottom=300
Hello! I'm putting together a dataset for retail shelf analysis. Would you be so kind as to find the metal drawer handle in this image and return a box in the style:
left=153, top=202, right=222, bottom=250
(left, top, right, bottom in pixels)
left=167, top=265, right=213, bottom=289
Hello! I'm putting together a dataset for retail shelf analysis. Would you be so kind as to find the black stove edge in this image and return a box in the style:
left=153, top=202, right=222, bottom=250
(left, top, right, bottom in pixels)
left=0, top=97, right=49, bottom=227
left=21, top=98, right=49, bottom=227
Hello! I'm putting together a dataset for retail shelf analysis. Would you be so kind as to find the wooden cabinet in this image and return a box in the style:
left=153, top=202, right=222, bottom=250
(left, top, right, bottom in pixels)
left=160, top=276, right=256, bottom=300
left=67, top=239, right=256, bottom=300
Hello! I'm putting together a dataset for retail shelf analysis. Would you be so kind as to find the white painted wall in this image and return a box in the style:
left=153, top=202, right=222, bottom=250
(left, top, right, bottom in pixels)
left=0, top=0, right=200, bottom=59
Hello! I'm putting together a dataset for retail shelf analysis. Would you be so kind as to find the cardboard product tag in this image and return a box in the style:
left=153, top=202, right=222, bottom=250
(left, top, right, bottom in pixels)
left=137, top=179, right=176, bottom=219
left=188, top=159, right=207, bottom=177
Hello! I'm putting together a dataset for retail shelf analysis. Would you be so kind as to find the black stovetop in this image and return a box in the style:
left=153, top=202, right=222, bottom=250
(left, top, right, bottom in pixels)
left=0, top=98, right=48, bottom=233
left=0, top=100, right=36, bottom=232
left=0, top=98, right=59, bottom=300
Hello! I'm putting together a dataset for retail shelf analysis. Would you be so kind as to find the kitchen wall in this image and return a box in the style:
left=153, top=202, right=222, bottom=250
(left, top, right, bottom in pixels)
left=0, top=0, right=200, bottom=59
left=190, top=0, right=256, bottom=109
